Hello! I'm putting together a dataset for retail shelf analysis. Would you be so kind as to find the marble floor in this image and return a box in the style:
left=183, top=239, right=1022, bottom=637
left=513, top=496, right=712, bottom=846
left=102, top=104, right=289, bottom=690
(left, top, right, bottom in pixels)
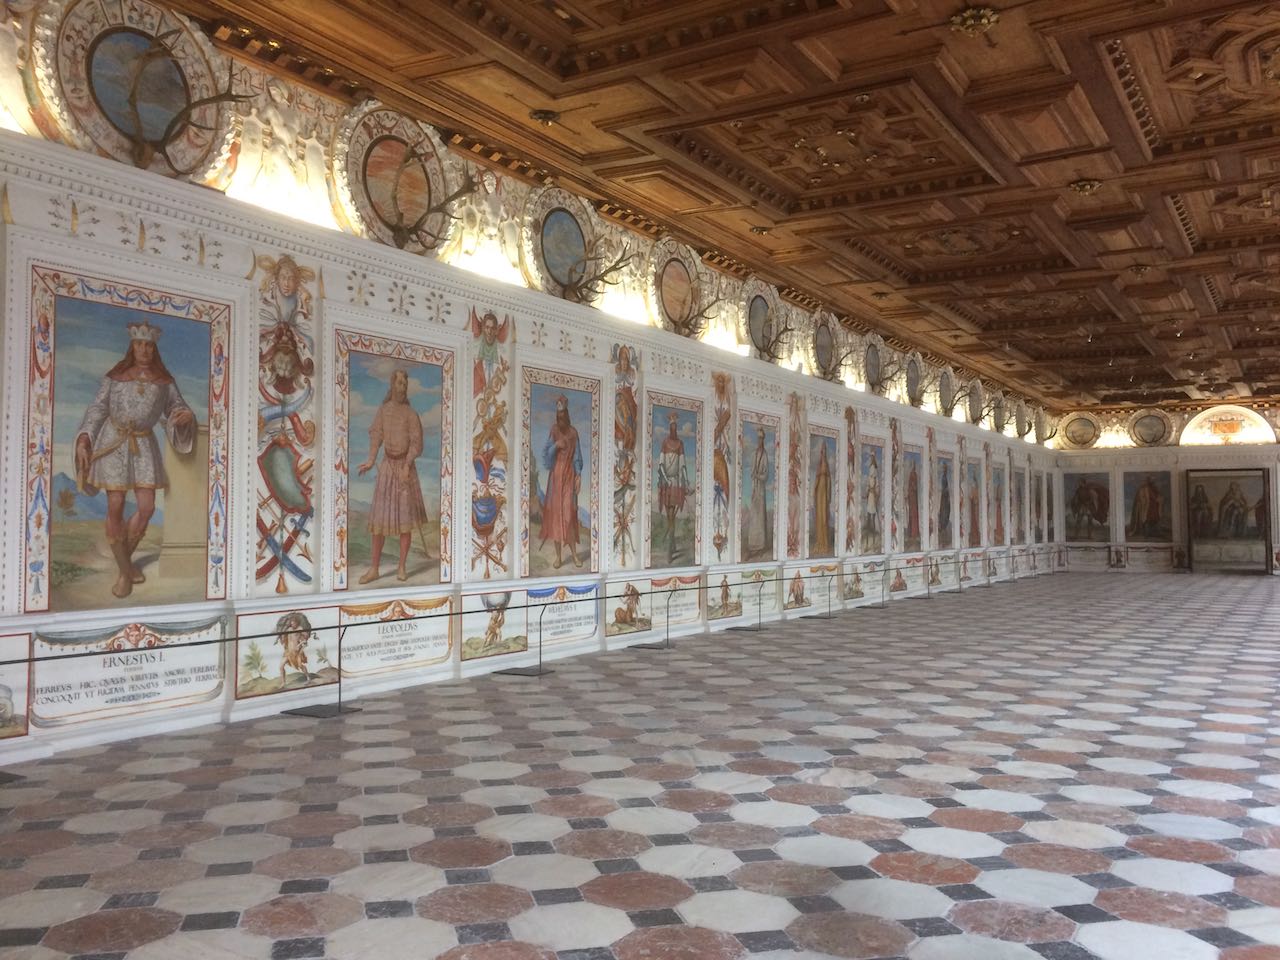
left=3, top=573, right=1280, bottom=960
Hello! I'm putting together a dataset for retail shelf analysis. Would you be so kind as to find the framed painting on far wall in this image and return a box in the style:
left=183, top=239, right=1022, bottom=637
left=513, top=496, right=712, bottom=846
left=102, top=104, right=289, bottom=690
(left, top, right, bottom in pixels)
left=1187, top=468, right=1271, bottom=573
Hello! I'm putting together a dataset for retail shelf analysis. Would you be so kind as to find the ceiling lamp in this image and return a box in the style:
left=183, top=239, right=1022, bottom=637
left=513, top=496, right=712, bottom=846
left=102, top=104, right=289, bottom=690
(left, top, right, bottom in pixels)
left=529, top=109, right=561, bottom=126
left=949, top=6, right=1000, bottom=39
left=1069, top=178, right=1103, bottom=196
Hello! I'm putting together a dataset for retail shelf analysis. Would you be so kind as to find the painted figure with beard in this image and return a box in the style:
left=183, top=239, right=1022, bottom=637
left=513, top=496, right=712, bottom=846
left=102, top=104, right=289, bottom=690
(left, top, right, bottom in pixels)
left=745, top=429, right=771, bottom=558
left=75, top=321, right=196, bottom=599
left=357, top=369, right=428, bottom=583
left=657, top=411, right=691, bottom=563
left=539, top=394, right=584, bottom=569
left=812, top=441, right=833, bottom=555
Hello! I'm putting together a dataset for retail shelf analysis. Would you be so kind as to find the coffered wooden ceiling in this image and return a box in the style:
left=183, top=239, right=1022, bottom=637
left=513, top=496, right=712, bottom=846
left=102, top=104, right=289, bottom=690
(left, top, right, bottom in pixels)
left=169, top=0, right=1280, bottom=411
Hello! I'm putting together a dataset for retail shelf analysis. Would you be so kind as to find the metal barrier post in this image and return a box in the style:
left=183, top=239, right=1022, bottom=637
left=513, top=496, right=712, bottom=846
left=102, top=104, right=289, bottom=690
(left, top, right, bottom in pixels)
left=498, top=601, right=554, bottom=676
left=284, top=625, right=361, bottom=718
left=880, top=564, right=889, bottom=608
left=636, top=583, right=677, bottom=650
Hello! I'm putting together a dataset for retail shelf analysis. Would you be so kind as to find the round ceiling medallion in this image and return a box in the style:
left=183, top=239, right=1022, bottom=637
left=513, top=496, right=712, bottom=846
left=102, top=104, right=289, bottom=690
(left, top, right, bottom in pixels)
left=541, top=208, right=587, bottom=287
left=520, top=187, right=600, bottom=301
left=332, top=102, right=457, bottom=254
left=32, top=0, right=235, bottom=181
left=1062, top=414, right=1100, bottom=448
left=1129, top=410, right=1171, bottom=447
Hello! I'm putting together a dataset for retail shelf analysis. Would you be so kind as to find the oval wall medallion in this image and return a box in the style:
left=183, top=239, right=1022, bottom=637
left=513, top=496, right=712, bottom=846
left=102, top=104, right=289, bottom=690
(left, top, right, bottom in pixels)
left=1015, top=400, right=1029, bottom=437
left=647, top=237, right=705, bottom=336
left=1062, top=413, right=1100, bottom=448
left=658, top=257, right=693, bottom=327
left=748, top=294, right=773, bottom=354
left=520, top=187, right=599, bottom=302
left=938, top=368, right=956, bottom=415
left=905, top=356, right=923, bottom=406
left=1129, top=410, right=1171, bottom=447
left=332, top=102, right=458, bottom=253
left=865, top=342, right=883, bottom=392
left=967, top=381, right=985, bottom=424
left=32, top=0, right=236, bottom=181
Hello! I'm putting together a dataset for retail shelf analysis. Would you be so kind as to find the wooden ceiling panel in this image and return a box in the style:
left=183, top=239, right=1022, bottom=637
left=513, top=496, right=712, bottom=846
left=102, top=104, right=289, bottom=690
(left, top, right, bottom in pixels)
left=172, top=0, right=1280, bottom=408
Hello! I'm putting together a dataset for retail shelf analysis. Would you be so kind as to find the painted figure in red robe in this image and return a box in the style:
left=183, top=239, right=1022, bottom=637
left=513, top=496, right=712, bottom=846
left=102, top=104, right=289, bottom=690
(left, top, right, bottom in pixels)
left=539, top=394, right=583, bottom=568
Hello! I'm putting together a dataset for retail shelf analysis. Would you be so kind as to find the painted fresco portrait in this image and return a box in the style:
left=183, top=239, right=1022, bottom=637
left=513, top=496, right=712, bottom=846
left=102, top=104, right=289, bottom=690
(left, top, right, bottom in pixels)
left=1188, top=471, right=1266, bottom=544
left=650, top=403, right=699, bottom=566
left=809, top=433, right=837, bottom=558
left=1065, top=472, right=1111, bottom=542
left=1033, top=472, right=1045, bottom=543
left=528, top=382, right=595, bottom=577
left=902, top=446, right=923, bottom=553
left=860, top=441, right=884, bottom=554
left=740, top=418, right=776, bottom=562
left=1012, top=469, right=1027, bottom=544
left=936, top=454, right=954, bottom=550
left=965, top=460, right=982, bottom=547
left=990, top=464, right=1007, bottom=545
left=346, top=353, right=444, bottom=586
left=49, top=299, right=212, bottom=611
left=1124, top=471, right=1172, bottom=543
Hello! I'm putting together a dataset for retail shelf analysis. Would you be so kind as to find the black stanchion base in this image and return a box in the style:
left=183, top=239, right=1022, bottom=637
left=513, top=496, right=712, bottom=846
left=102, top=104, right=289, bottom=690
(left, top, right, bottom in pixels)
left=726, top=625, right=760, bottom=632
left=632, top=640, right=671, bottom=650
left=495, top=665, right=553, bottom=677
left=282, top=704, right=362, bottom=719
left=800, top=613, right=835, bottom=619
left=0, top=770, right=25, bottom=785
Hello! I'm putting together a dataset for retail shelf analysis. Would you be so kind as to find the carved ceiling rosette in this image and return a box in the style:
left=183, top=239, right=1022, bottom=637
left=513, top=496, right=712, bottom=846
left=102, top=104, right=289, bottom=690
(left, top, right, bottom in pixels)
left=30, top=0, right=238, bottom=182
left=1059, top=411, right=1102, bottom=449
left=647, top=236, right=710, bottom=338
left=741, top=277, right=786, bottom=363
left=331, top=101, right=464, bottom=255
left=519, top=186, right=602, bottom=303
left=1128, top=408, right=1173, bottom=447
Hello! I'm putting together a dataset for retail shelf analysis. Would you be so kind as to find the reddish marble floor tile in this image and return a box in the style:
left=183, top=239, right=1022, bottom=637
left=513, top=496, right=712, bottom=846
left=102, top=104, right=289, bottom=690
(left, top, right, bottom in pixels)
left=0, top=870, right=37, bottom=897
left=1078, top=772, right=1160, bottom=791
left=731, top=861, right=839, bottom=896
left=813, top=814, right=905, bottom=841
left=1174, top=766, right=1254, bottom=784
left=1237, top=875, right=1280, bottom=907
left=1223, top=948, right=1280, bottom=960
left=279, top=783, right=361, bottom=805
left=170, top=766, right=252, bottom=787
left=503, top=749, right=571, bottom=765
left=787, top=912, right=914, bottom=959
left=766, top=784, right=850, bottom=806
left=438, top=944, right=555, bottom=960
left=1016, top=750, right=1088, bottom=766
left=149, top=789, right=238, bottom=813
left=534, top=794, right=619, bottom=818
left=411, top=836, right=513, bottom=868
left=122, top=822, right=220, bottom=849
left=656, top=789, right=735, bottom=813
left=871, top=851, right=979, bottom=885
left=1246, top=826, right=1280, bottom=848
left=700, top=738, right=761, bottom=753
left=242, top=893, right=364, bottom=938
left=404, top=802, right=495, bottom=828
left=265, top=812, right=362, bottom=839
left=404, top=753, right=470, bottom=772
left=515, top=769, right=592, bottom=789
left=10, top=799, right=99, bottom=820
left=581, top=871, right=694, bottom=910
left=1152, top=796, right=1246, bottom=819
left=0, top=829, right=78, bottom=859
left=1041, top=802, right=1138, bottom=825
left=879, top=778, right=951, bottom=798
left=688, top=822, right=782, bottom=850
left=729, top=759, right=803, bottom=776
left=88, top=858, right=205, bottom=893
left=553, top=829, right=651, bottom=860
left=977, top=775, right=1047, bottom=794
left=1126, top=836, right=1234, bottom=864
left=256, top=847, right=362, bottom=879
left=930, top=808, right=1024, bottom=833
left=1095, top=887, right=1227, bottom=929
left=417, top=883, right=534, bottom=923
left=614, top=926, right=746, bottom=960
left=949, top=900, right=1077, bottom=942
left=24, top=843, right=139, bottom=877
left=1005, top=843, right=1112, bottom=875
left=42, top=907, right=181, bottom=954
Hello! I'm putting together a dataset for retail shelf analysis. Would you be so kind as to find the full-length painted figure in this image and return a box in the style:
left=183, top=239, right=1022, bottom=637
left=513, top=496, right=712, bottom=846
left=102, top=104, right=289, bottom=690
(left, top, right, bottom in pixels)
left=658, top=411, right=690, bottom=563
left=75, top=321, right=195, bottom=600
left=812, top=441, right=833, bottom=555
left=357, top=369, right=428, bottom=583
left=746, top=429, right=770, bottom=557
left=539, top=394, right=583, bottom=568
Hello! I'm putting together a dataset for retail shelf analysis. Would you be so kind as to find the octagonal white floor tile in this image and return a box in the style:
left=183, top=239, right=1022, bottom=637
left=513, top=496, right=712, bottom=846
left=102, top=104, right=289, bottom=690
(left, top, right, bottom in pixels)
left=812, top=724, right=880, bottom=740
left=63, top=807, right=163, bottom=834
left=831, top=877, right=956, bottom=920
left=186, top=833, right=291, bottom=865
left=1022, top=819, right=1126, bottom=849
left=1111, top=857, right=1233, bottom=895
left=996, top=760, right=1075, bottom=779
left=1137, top=812, right=1242, bottom=841
left=206, top=799, right=298, bottom=827
left=128, top=929, right=272, bottom=960
left=910, top=934, right=1043, bottom=960
left=1240, top=849, right=1280, bottom=876
left=730, top=800, right=819, bottom=828
left=332, top=823, right=436, bottom=852
left=508, top=902, right=635, bottom=950
left=954, top=790, right=1045, bottom=813
left=1087, top=757, right=1170, bottom=776
left=635, top=843, right=743, bottom=878
left=475, top=813, right=571, bottom=843
left=975, top=868, right=1097, bottom=907
left=339, top=767, right=420, bottom=788
left=158, top=874, right=283, bottom=914
left=679, top=889, right=800, bottom=933
left=900, top=827, right=1005, bottom=859
left=331, top=861, right=448, bottom=901
left=454, top=760, right=532, bottom=780
left=905, top=764, right=982, bottom=784
left=853, top=742, right=925, bottom=760
left=1161, top=778, right=1251, bottom=801
left=1076, top=921, right=1218, bottom=960
left=846, top=794, right=936, bottom=819
left=463, top=785, right=549, bottom=807
left=580, top=777, right=665, bottom=800
left=606, top=806, right=699, bottom=836
left=327, top=918, right=457, bottom=960
left=490, top=853, right=600, bottom=890
left=1027, top=737, right=1101, bottom=753
left=1230, top=907, right=1280, bottom=945
left=1059, top=785, right=1150, bottom=807
left=0, top=889, right=106, bottom=928
left=774, top=835, right=875, bottom=868
left=691, top=771, right=775, bottom=794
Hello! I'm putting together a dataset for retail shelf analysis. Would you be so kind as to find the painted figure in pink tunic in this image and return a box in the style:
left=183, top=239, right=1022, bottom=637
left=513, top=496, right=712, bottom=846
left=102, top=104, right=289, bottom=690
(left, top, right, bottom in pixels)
left=658, top=411, right=690, bottom=563
left=539, top=394, right=584, bottom=568
left=357, top=369, right=428, bottom=583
